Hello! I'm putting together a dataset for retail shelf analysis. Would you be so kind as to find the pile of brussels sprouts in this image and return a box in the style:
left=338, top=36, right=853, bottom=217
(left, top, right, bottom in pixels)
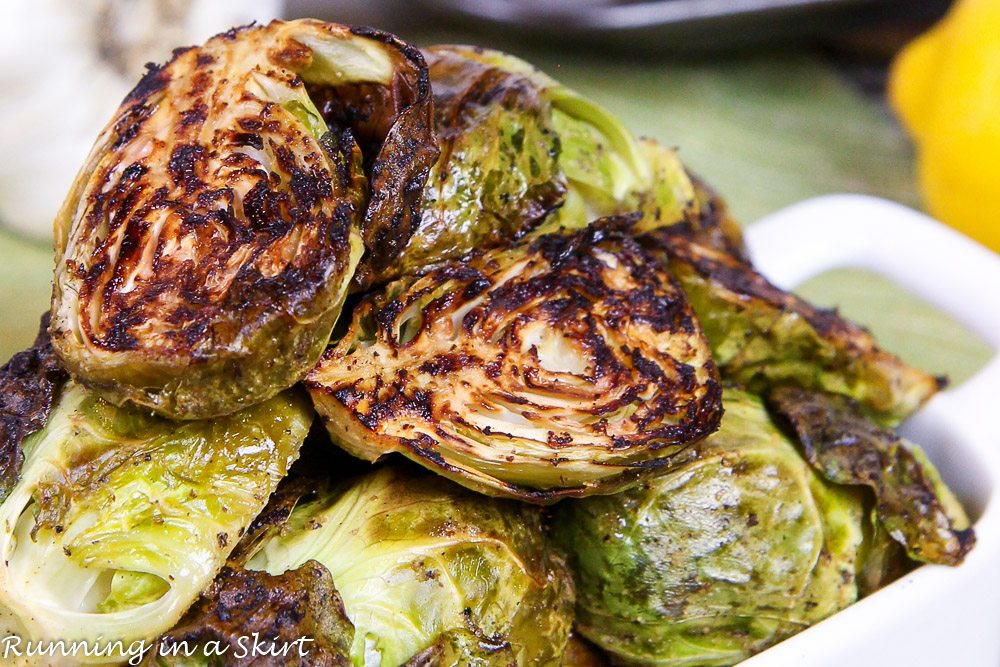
left=0, top=19, right=974, bottom=667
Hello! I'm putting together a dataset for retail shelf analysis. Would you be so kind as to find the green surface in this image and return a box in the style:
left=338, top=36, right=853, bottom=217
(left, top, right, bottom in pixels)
left=0, top=228, right=52, bottom=359
left=0, top=50, right=992, bottom=383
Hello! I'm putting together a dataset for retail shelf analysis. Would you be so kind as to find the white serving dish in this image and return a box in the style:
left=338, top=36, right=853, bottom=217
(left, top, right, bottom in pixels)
left=740, top=194, right=1000, bottom=667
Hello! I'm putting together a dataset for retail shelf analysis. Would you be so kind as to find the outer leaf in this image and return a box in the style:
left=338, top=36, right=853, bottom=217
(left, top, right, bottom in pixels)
left=0, top=382, right=311, bottom=660
left=306, top=221, right=722, bottom=502
left=769, top=385, right=974, bottom=565
left=244, top=466, right=575, bottom=667
left=50, top=19, right=438, bottom=419
left=645, top=232, right=942, bottom=425
left=308, top=27, right=439, bottom=289
left=553, top=389, right=867, bottom=667
left=0, top=313, right=67, bottom=499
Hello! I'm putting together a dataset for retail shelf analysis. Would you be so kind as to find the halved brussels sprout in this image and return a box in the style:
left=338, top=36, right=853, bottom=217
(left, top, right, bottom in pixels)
left=388, top=46, right=697, bottom=280
left=242, top=465, right=575, bottom=667
left=553, top=388, right=868, bottom=667
left=51, top=19, right=437, bottom=419
left=0, top=382, right=311, bottom=660
left=770, top=385, right=974, bottom=565
left=0, top=314, right=66, bottom=500
left=306, top=221, right=722, bottom=502
left=644, top=232, right=943, bottom=424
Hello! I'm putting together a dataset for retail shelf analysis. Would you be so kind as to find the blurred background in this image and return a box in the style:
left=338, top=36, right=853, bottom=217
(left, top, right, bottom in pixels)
left=0, top=0, right=993, bottom=381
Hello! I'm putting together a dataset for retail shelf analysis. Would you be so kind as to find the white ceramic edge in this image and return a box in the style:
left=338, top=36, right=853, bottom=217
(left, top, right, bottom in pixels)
left=737, top=194, right=1000, bottom=667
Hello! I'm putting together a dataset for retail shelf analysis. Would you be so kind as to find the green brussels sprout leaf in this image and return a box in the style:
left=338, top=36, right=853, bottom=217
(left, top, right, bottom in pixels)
left=769, top=385, right=975, bottom=566
left=645, top=233, right=943, bottom=425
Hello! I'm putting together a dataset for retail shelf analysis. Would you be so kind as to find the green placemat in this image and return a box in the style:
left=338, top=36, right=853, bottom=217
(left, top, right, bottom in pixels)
left=796, top=269, right=993, bottom=387
left=1, top=50, right=991, bottom=384
left=0, top=228, right=52, bottom=359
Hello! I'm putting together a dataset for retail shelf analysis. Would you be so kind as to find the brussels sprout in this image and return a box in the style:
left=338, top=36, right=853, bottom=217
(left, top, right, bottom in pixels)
left=0, top=382, right=311, bottom=660
left=242, top=465, right=575, bottom=667
left=388, top=46, right=696, bottom=280
left=429, top=47, right=696, bottom=234
left=51, top=19, right=437, bottom=419
left=0, top=314, right=67, bottom=499
left=306, top=221, right=722, bottom=502
left=397, top=46, right=567, bottom=276
left=553, top=388, right=868, bottom=667
left=769, top=385, right=974, bottom=565
left=644, top=232, right=943, bottom=425
left=153, top=561, right=354, bottom=666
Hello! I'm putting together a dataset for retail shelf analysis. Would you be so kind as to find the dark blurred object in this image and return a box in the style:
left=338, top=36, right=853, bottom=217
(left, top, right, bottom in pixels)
left=821, top=1, right=951, bottom=95
left=412, top=0, right=942, bottom=53
left=286, top=0, right=952, bottom=56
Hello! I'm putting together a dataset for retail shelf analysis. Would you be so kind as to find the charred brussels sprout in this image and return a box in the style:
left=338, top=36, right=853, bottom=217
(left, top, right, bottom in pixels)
left=554, top=389, right=868, bottom=667
left=389, top=46, right=696, bottom=280
left=242, top=466, right=575, bottom=667
left=398, top=46, right=567, bottom=275
left=435, top=47, right=696, bottom=235
left=645, top=232, right=943, bottom=425
left=154, top=561, right=354, bottom=666
left=51, top=20, right=437, bottom=419
left=770, top=386, right=974, bottom=566
left=306, top=221, right=722, bottom=502
left=0, top=382, right=311, bottom=659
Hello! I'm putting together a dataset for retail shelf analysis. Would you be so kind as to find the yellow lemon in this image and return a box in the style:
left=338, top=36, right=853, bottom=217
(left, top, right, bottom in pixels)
left=890, top=0, right=1000, bottom=252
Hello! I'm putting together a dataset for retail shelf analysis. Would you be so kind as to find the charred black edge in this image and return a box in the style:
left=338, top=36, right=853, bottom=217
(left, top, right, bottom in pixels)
left=0, top=313, right=68, bottom=497
left=349, top=25, right=433, bottom=100
left=349, top=25, right=439, bottom=291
